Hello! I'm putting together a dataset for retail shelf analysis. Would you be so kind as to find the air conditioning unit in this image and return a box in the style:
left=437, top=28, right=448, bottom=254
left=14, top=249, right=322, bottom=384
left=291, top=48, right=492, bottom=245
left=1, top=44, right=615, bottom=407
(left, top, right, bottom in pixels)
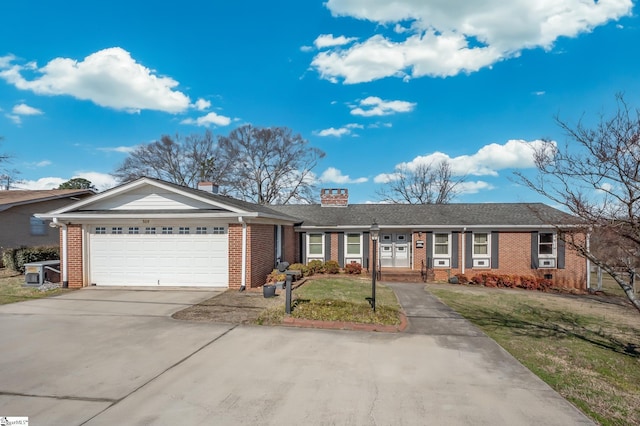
left=24, top=260, right=61, bottom=286
left=539, top=258, right=556, bottom=268
left=473, top=258, right=491, bottom=268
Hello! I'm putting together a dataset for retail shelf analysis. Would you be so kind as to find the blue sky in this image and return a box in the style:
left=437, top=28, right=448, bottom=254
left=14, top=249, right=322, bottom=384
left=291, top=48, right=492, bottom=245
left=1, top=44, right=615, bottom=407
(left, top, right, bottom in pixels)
left=1, top=0, right=638, bottom=204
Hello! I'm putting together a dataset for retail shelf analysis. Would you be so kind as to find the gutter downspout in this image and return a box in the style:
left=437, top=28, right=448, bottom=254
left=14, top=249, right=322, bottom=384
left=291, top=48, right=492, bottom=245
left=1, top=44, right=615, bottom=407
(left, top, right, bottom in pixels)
left=53, top=218, right=68, bottom=288
left=239, top=216, right=247, bottom=291
left=461, top=227, right=467, bottom=275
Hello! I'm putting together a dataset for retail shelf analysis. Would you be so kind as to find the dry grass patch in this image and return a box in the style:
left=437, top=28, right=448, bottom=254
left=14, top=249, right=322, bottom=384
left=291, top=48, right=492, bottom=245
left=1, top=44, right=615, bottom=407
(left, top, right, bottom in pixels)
left=429, top=283, right=640, bottom=426
left=0, top=268, right=69, bottom=305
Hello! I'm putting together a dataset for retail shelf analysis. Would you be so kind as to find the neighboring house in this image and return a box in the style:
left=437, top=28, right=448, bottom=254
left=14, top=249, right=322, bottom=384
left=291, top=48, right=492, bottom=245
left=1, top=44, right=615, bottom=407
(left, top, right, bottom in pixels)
left=0, top=189, right=94, bottom=252
left=38, top=177, right=587, bottom=290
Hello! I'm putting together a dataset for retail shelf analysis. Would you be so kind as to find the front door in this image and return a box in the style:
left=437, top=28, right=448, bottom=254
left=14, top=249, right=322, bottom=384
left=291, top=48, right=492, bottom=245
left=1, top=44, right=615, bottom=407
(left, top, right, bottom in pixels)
left=379, top=233, right=410, bottom=267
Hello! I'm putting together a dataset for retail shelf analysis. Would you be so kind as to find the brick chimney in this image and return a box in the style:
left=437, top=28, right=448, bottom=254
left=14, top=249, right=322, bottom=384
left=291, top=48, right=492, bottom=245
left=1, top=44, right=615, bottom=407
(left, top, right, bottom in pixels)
left=320, top=188, right=348, bottom=207
left=197, top=181, right=219, bottom=194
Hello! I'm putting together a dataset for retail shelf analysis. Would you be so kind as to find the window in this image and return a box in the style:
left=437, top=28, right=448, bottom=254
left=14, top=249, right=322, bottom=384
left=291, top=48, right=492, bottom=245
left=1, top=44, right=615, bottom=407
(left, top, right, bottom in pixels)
left=95, top=227, right=106, bottom=234
left=473, top=233, right=489, bottom=256
left=111, top=227, right=123, bottom=234
left=434, top=233, right=450, bottom=256
left=212, top=227, right=225, bottom=235
left=196, top=227, right=207, bottom=234
left=307, top=233, right=324, bottom=257
left=30, top=217, right=47, bottom=236
left=179, top=227, right=190, bottom=234
left=128, top=227, right=139, bottom=234
left=539, top=233, right=556, bottom=257
left=161, top=227, right=173, bottom=234
left=346, top=233, right=361, bottom=255
left=144, top=227, right=156, bottom=234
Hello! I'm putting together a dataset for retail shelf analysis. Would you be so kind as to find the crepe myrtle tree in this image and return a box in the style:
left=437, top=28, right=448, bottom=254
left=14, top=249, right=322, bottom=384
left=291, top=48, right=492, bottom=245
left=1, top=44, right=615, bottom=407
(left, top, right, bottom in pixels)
left=377, top=160, right=465, bottom=204
left=113, top=130, right=230, bottom=188
left=218, top=125, right=325, bottom=204
left=516, top=94, right=640, bottom=313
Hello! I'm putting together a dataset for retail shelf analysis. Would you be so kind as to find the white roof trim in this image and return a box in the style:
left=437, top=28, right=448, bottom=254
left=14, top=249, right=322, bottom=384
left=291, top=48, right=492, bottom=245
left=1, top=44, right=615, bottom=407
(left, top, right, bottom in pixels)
left=47, top=177, right=250, bottom=215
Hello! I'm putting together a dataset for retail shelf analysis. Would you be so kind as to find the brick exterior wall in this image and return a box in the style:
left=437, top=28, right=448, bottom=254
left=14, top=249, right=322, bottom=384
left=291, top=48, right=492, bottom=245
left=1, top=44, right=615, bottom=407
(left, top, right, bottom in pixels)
left=413, top=232, right=427, bottom=271
left=247, top=224, right=276, bottom=289
left=228, top=223, right=243, bottom=289
left=330, top=232, right=339, bottom=262
left=283, top=225, right=296, bottom=264
left=65, top=224, right=84, bottom=288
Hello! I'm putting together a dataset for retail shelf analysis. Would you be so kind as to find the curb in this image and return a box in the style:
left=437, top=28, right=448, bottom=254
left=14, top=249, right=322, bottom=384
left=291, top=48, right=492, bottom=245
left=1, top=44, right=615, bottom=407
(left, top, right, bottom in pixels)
left=281, top=311, right=408, bottom=333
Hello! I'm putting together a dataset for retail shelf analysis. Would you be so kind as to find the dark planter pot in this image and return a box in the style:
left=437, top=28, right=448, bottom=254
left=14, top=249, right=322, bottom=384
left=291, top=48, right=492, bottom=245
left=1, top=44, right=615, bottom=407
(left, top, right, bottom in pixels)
left=263, top=284, right=276, bottom=298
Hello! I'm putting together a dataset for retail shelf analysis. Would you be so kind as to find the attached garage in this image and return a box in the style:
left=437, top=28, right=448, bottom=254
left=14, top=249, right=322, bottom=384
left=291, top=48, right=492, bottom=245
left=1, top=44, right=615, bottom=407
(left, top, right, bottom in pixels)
left=88, top=223, right=228, bottom=287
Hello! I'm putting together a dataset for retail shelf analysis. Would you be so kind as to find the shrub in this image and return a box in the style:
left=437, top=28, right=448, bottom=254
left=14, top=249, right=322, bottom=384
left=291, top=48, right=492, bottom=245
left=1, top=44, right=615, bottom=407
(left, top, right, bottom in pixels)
left=266, top=269, right=286, bottom=284
left=454, top=273, right=469, bottom=284
left=324, top=260, right=340, bottom=274
left=345, top=262, right=362, bottom=274
left=288, top=263, right=309, bottom=277
left=2, top=246, right=60, bottom=273
left=307, top=259, right=324, bottom=275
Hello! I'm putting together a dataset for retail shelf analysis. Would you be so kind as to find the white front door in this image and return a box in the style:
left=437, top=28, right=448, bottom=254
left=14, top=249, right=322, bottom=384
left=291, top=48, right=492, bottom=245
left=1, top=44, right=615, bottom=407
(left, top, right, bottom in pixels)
left=379, top=233, right=410, bottom=267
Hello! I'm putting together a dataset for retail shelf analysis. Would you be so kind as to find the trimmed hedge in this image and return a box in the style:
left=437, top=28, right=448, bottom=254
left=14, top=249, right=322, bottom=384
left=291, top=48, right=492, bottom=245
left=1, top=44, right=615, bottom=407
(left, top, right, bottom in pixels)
left=468, top=272, right=554, bottom=292
left=1, top=246, right=60, bottom=273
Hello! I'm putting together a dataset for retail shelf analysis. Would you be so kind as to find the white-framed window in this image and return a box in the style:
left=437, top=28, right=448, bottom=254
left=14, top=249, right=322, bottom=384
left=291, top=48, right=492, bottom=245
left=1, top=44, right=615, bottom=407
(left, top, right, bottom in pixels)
left=30, top=217, right=47, bottom=236
left=111, top=227, right=123, bottom=234
left=433, top=233, right=450, bottom=256
left=196, top=226, right=207, bottom=234
left=346, top=233, right=362, bottom=256
left=212, top=226, right=225, bottom=235
left=307, top=233, right=324, bottom=258
left=128, top=227, right=139, bottom=234
left=538, top=233, right=556, bottom=257
left=144, top=227, right=156, bottom=234
left=179, top=227, right=190, bottom=234
left=473, top=233, right=490, bottom=257
left=161, top=226, right=173, bottom=234
left=95, top=226, right=106, bottom=234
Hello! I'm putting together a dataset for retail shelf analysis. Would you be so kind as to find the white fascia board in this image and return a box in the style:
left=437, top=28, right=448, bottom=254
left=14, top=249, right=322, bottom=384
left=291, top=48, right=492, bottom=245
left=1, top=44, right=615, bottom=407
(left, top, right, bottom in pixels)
left=295, top=224, right=580, bottom=231
left=36, top=212, right=245, bottom=221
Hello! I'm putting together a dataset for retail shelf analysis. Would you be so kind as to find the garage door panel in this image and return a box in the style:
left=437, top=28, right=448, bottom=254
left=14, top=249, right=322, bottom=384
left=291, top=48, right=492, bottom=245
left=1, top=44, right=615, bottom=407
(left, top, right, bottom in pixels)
left=89, top=228, right=228, bottom=287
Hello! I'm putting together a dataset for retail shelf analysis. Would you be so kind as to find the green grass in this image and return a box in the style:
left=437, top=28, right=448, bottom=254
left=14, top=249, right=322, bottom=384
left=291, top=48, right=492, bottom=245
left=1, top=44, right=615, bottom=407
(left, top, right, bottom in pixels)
left=430, top=286, right=640, bottom=426
left=256, top=276, right=402, bottom=326
left=0, top=268, right=70, bottom=304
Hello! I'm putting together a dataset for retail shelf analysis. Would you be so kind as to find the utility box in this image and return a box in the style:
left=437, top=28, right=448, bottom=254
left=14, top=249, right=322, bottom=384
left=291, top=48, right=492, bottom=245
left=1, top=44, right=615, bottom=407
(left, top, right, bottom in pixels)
left=24, top=260, right=61, bottom=286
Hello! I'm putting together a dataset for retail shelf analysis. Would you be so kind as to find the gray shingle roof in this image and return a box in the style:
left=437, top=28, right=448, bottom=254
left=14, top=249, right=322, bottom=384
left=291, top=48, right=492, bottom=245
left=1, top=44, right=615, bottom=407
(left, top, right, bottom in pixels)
left=269, top=203, right=579, bottom=228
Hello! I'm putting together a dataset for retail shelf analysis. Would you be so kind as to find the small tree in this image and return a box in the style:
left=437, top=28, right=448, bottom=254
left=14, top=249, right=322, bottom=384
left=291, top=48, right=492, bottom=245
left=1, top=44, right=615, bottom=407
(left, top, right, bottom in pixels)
left=377, top=161, right=465, bottom=204
left=0, top=137, right=20, bottom=190
left=58, top=178, right=96, bottom=190
left=516, top=94, right=640, bottom=313
left=218, top=125, right=325, bottom=204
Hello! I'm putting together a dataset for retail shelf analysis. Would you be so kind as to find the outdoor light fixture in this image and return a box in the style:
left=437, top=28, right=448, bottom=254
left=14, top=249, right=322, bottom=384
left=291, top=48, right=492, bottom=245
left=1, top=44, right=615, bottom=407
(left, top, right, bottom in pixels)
left=369, top=222, right=380, bottom=312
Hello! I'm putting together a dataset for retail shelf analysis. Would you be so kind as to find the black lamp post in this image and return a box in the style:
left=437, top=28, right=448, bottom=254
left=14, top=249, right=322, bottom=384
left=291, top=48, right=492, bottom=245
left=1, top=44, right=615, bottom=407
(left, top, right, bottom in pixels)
left=370, top=222, right=380, bottom=312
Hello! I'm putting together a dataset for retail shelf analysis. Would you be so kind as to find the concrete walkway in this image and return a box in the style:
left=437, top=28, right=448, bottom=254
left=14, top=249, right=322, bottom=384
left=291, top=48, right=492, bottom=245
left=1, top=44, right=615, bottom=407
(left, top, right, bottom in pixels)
left=0, top=285, right=594, bottom=425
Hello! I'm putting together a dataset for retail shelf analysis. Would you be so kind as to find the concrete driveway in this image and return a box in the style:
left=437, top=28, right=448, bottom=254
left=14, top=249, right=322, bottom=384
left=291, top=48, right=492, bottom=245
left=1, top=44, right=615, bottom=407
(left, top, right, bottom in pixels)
left=0, top=286, right=593, bottom=425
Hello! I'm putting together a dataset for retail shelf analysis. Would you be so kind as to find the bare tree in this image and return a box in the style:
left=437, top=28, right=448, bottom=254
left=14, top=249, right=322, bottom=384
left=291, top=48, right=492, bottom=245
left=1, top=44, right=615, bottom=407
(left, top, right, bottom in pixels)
left=113, top=130, right=229, bottom=188
left=516, top=94, right=640, bottom=312
left=377, top=160, right=465, bottom=204
left=0, top=137, right=20, bottom=190
left=218, top=125, right=325, bottom=204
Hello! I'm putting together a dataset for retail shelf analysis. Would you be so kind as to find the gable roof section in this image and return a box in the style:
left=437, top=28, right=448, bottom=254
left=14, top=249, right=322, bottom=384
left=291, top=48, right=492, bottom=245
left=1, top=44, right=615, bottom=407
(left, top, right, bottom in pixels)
left=39, top=177, right=298, bottom=222
left=0, top=189, right=94, bottom=212
left=269, top=203, right=580, bottom=229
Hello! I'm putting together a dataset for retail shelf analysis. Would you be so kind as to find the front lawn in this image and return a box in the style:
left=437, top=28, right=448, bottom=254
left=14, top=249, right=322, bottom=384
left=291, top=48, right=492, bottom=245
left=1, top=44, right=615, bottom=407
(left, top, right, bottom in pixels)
left=0, top=268, right=69, bottom=304
left=429, top=284, right=640, bottom=426
left=257, top=276, right=402, bottom=326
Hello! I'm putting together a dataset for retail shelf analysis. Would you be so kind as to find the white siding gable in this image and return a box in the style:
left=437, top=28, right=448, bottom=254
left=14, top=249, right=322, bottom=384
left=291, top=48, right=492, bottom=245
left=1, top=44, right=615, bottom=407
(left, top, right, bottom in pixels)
left=80, top=186, right=224, bottom=211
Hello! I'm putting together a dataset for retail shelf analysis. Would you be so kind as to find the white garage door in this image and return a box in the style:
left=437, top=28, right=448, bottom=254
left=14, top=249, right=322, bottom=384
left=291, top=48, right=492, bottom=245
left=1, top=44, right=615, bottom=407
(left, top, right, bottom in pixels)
left=89, top=225, right=228, bottom=287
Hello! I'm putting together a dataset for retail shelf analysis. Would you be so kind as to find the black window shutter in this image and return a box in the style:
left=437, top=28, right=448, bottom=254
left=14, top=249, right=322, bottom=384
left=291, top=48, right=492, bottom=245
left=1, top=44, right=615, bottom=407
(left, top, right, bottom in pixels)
left=465, top=232, right=473, bottom=269
left=531, top=231, right=539, bottom=269
left=451, top=231, right=459, bottom=268
left=426, top=232, right=433, bottom=268
left=363, top=232, right=370, bottom=270
left=300, top=232, right=306, bottom=264
left=325, top=233, right=331, bottom=262
left=557, top=235, right=566, bottom=269
left=337, top=232, right=344, bottom=267
left=491, top=232, right=499, bottom=269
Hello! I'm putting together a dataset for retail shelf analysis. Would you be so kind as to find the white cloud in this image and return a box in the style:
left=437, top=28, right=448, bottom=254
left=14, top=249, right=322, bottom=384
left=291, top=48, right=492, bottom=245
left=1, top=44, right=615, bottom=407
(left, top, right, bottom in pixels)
left=194, top=98, right=211, bottom=111
left=300, top=45, right=314, bottom=53
left=315, top=123, right=363, bottom=137
left=350, top=96, right=416, bottom=117
left=15, top=172, right=118, bottom=192
left=374, top=139, right=552, bottom=184
left=181, top=112, right=231, bottom=127
left=320, top=167, right=368, bottom=184
left=314, top=34, right=358, bottom=48
left=5, top=114, right=21, bottom=125
left=0, top=47, right=191, bottom=113
left=533, top=91, right=546, bottom=96
left=314, top=0, right=633, bottom=83
left=458, top=180, right=495, bottom=194
left=97, top=145, right=137, bottom=154
left=13, top=103, right=43, bottom=116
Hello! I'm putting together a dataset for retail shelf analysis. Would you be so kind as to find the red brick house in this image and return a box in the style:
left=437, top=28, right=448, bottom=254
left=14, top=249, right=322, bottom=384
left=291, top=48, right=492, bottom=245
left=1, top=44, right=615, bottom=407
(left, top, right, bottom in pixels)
left=38, top=177, right=587, bottom=290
